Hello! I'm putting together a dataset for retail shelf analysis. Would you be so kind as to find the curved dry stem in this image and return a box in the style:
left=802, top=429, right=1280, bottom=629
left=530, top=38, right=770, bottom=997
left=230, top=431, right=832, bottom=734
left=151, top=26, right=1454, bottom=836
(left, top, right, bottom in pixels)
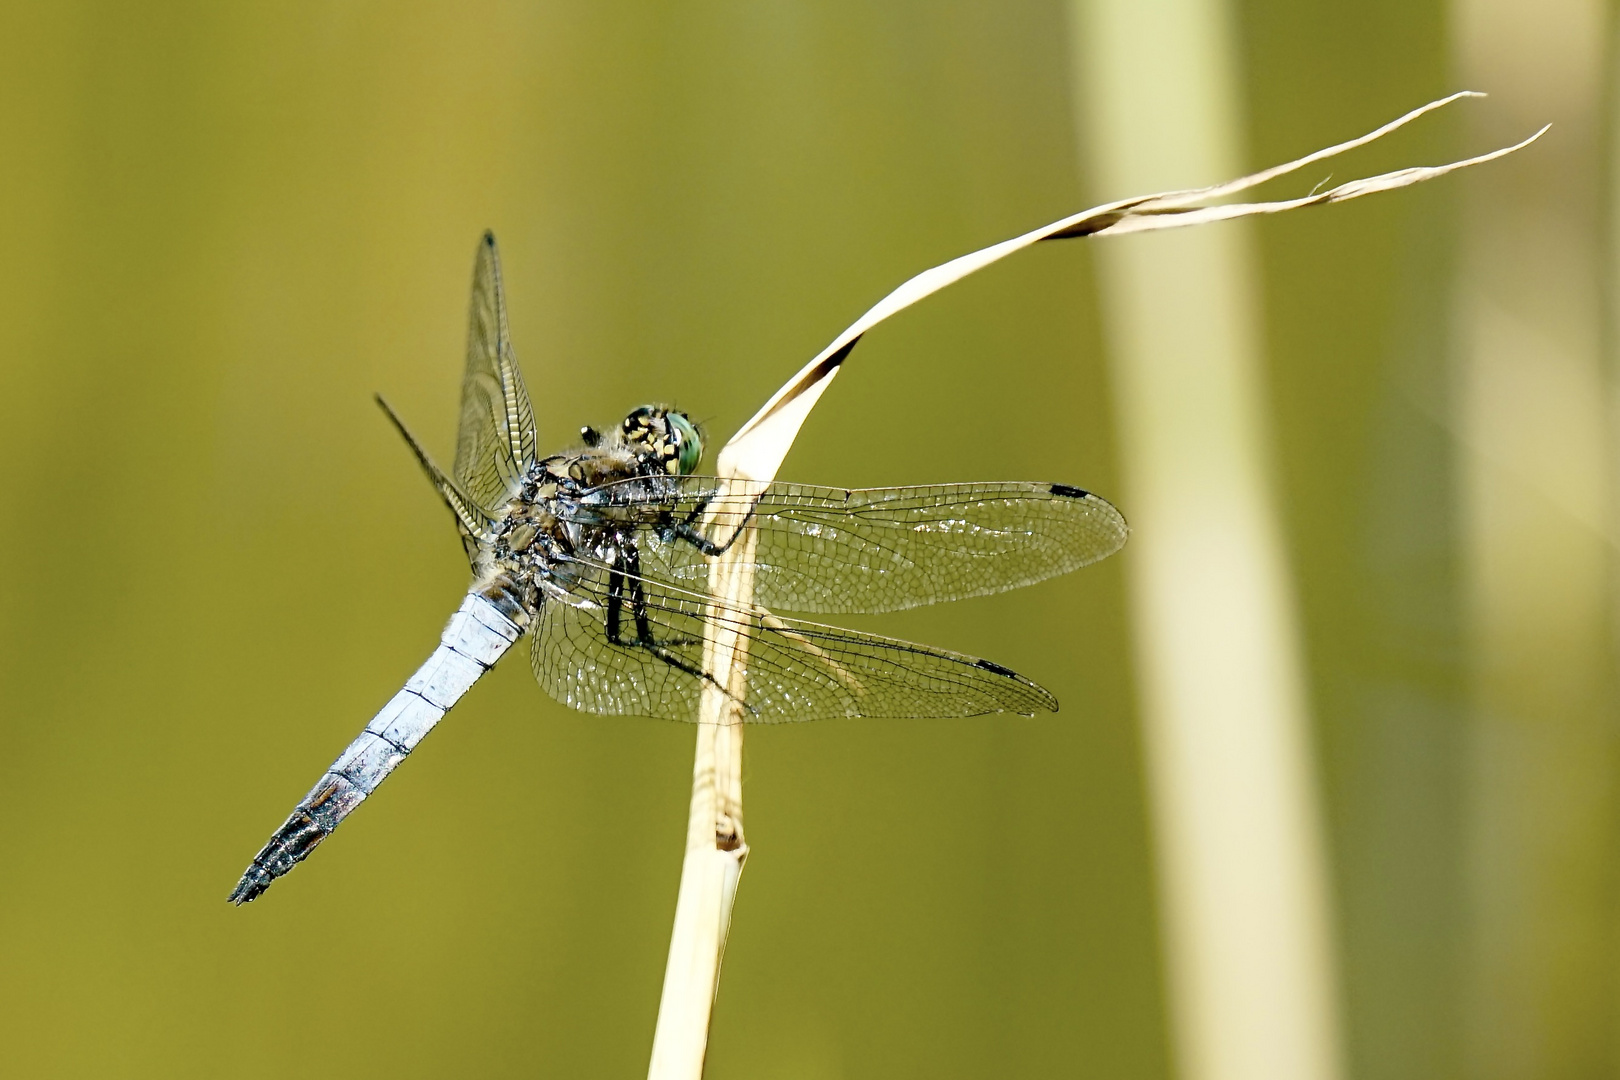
left=644, top=91, right=1540, bottom=1080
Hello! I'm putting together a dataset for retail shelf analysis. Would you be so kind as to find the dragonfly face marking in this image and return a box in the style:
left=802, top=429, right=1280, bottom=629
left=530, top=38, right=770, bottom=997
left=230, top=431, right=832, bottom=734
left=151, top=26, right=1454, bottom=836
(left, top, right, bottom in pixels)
left=229, top=231, right=1129, bottom=904
left=619, top=405, right=706, bottom=476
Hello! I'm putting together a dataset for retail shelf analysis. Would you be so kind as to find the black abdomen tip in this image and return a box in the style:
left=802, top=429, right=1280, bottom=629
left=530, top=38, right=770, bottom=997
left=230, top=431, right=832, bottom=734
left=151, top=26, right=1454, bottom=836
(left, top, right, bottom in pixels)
left=228, top=865, right=273, bottom=905
left=227, top=810, right=330, bottom=906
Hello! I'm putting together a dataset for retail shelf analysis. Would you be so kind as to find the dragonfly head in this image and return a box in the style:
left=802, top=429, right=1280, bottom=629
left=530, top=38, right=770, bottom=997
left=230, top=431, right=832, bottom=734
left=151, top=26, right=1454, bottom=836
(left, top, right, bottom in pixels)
left=621, top=405, right=704, bottom=475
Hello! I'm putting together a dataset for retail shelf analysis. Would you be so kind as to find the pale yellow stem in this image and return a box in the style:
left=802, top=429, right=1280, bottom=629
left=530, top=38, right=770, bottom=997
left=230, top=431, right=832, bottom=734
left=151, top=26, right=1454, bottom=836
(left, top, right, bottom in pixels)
left=646, top=511, right=755, bottom=1080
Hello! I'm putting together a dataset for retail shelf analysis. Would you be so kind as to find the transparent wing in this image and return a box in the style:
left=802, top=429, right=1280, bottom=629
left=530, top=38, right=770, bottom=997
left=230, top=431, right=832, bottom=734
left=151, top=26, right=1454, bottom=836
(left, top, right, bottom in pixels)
left=455, top=232, right=538, bottom=514
left=565, top=478, right=1128, bottom=614
left=376, top=396, right=500, bottom=568
left=531, top=554, right=1056, bottom=722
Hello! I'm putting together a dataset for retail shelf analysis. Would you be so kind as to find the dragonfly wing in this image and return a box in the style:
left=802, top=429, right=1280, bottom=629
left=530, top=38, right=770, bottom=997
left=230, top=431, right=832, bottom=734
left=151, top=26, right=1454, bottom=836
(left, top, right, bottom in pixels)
left=531, top=554, right=1056, bottom=722
left=375, top=395, right=499, bottom=567
left=588, top=478, right=1128, bottom=614
left=456, top=232, right=538, bottom=514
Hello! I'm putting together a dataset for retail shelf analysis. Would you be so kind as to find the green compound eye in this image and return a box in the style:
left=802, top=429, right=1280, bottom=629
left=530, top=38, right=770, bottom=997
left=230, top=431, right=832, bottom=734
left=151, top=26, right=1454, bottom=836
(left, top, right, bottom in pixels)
left=667, top=412, right=703, bottom=474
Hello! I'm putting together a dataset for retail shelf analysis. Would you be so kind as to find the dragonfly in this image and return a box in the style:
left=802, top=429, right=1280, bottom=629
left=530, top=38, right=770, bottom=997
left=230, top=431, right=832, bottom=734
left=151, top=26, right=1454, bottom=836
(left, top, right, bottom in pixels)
left=229, top=232, right=1129, bottom=904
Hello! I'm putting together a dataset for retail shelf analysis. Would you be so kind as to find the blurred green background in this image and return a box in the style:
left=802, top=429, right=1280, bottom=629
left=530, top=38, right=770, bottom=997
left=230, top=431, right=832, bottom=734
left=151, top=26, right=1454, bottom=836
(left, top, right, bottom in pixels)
left=0, top=2, right=1603, bottom=1078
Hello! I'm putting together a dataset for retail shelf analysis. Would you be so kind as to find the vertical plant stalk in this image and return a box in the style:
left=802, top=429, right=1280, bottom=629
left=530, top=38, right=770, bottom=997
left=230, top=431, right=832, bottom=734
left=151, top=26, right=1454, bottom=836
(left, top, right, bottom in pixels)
left=643, top=95, right=1540, bottom=1080
left=645, top=518, right=755, bottom=1080
left=1451, top=0, right=1614, bottom=1074
left=1065, top=3, right=1337, bottom=1079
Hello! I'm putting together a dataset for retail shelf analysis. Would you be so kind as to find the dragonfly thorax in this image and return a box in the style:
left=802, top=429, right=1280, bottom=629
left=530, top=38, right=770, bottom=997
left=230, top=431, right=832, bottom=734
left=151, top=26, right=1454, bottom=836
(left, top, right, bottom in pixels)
left=483, top=410, right=701, bottom=607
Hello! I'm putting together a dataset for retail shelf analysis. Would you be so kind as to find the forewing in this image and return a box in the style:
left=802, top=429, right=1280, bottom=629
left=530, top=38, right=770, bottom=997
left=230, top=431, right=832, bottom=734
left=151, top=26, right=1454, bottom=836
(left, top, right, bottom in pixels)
left=531, top=555, right=1056, bottom=722
left=456, top=232, right=538, bottom=513
left=588, top=478, right=1127, bottom=613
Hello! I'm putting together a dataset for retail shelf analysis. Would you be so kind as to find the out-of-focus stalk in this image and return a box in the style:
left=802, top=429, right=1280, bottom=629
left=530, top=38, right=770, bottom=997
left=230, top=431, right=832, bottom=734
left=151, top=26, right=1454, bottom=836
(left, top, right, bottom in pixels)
left=1066, top=4, right=1343, bottom=1080
left=1452, top=0, right=1616, bottom=1075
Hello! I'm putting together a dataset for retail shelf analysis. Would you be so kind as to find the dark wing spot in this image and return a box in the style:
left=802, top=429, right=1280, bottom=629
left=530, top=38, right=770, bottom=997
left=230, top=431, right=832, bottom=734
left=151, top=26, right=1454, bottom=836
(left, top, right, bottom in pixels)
left=975, top=658, right=1020, bottom=679
left=1049, top=483, right=1092, bottom=499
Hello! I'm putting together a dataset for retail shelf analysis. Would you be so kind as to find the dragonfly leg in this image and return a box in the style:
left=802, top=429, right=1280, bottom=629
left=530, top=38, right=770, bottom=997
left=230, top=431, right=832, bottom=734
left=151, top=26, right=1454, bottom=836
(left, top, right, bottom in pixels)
left=626, top=546, right=708, bottom=675
left=599, top=546, right=714, bottom=687
left=669, top=495, right=762, bottom=557
left=604, top=561, right=626, bottom=643
left=674, top=491, right=715, bottom=528
left=596, top=543, right=753, bottom=716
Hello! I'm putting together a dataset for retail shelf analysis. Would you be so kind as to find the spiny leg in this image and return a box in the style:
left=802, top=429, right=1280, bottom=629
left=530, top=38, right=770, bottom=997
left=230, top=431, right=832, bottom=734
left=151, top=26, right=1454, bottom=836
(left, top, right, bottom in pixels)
left=597, top=542, right=749, bottom=710
left=668, top=491, right=762, bottom=557
left=623, top=543, right=710, bottom=682
left=604, top=560, right=626, bottom=643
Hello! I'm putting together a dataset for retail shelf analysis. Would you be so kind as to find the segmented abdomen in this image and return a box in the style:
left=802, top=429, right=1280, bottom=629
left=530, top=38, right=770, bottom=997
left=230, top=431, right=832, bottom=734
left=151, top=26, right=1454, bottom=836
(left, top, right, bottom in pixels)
left=229, top=592, right=521, bottom=904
